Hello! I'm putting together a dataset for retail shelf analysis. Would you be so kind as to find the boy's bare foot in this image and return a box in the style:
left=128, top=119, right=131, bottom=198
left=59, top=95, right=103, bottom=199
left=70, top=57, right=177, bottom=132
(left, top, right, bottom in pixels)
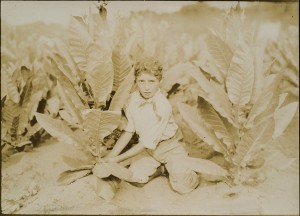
left=129, top=165, right=167, bottom=188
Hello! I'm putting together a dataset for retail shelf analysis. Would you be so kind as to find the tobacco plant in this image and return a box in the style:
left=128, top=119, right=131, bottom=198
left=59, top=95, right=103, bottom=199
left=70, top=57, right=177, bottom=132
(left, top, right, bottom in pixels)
left=34, top=4, right=136, bottom=190
left=1, top=30, right=57, bottom=152
left=175, top=3, right=299, bottom=185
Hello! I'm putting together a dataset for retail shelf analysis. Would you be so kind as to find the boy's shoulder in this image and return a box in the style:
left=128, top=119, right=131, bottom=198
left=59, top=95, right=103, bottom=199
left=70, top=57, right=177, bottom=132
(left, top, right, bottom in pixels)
left=124, top=91, right=139, bottom=110
left=155, top=91, right=172, bottom=114
left=155, top=91, right=171, bottom=107
left=128, top=91, right=141, bottom=104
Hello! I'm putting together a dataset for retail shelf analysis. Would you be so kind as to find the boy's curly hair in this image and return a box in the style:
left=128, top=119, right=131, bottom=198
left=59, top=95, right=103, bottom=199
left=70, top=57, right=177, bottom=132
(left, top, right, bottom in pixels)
left=134, top=57, right=163, bottom=81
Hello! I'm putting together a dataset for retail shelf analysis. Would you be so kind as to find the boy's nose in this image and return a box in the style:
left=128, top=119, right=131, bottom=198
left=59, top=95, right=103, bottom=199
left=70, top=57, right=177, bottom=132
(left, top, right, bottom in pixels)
left=144, top=82, right=150, bottom=90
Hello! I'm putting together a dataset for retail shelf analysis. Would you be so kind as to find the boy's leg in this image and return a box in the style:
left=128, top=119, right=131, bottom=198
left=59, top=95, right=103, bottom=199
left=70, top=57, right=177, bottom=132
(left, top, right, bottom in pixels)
left=127, top=155, right=162, bottom=185
left=129, top=165, right=166, bottom=187
left=165, top=158, right=200, bottom=194
left=151, top=130, right=200, bottom=194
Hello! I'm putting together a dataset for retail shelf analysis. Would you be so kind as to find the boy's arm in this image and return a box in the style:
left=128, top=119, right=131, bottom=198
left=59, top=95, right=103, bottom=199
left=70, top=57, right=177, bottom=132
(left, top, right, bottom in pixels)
left=105, top=131, right=133, bottom=158
left=111, top=143, right=145, bottom=163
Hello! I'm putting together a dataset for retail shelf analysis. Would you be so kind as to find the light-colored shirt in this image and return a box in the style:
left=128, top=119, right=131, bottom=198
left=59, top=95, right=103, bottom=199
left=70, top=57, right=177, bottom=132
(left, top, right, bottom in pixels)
left=124, top=89, right=178, bottom=149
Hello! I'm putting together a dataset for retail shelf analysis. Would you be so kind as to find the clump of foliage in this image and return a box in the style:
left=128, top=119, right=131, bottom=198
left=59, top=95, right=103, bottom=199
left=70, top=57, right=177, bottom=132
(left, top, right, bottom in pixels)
left=264, top=25, right=299, bottom=97
left=1, top=24, right=58, bottom=152
left=2, top=66, right=42, bottom=151
left=34, top=3, right=136, bottom=193
left=174, top=3, right=298, bottom=185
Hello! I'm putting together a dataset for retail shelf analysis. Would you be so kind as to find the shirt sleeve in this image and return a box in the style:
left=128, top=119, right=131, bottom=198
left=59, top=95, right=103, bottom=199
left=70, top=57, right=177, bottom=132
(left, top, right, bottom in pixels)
left=139, top=103, right=172, bottom=150
left=124, top=102, right=135, bottom=133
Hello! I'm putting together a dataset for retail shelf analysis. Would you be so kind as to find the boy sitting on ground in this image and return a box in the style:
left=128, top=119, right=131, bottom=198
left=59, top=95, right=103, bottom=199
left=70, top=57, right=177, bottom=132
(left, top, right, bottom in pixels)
left=94, top=57, right=200, bottom=199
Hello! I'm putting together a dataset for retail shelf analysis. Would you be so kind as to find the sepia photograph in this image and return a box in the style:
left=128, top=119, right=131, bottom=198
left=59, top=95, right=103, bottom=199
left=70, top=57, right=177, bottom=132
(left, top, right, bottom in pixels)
left=1, top=0, right=299, bottom=214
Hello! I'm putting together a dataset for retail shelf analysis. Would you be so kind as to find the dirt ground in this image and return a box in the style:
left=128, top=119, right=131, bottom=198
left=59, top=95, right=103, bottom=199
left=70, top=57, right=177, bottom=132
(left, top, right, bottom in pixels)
left=1, top=115, right=299, bottom=215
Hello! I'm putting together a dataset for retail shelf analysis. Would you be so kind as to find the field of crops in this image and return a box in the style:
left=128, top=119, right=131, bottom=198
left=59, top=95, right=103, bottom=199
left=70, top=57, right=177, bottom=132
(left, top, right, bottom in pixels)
left=1, top=1, right=299, bottom=214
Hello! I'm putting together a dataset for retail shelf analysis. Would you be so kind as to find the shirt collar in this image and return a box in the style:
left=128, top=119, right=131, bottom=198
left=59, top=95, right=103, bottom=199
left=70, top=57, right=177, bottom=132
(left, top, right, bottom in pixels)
left=135, top=89, right=162, bottom=120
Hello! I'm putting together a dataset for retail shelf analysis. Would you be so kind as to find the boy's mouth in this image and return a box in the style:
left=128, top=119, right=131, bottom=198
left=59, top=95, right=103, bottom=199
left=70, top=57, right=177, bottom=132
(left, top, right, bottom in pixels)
left=142, top=92, right=152, bottom=97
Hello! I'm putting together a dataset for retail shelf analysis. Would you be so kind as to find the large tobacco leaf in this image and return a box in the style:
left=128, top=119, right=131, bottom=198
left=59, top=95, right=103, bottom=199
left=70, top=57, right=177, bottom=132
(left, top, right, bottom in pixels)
left=197, top=97, right=234, bottom=151
left=112, top=45, right=132, bottom=92
left=233, top=118, right=275, bottom=167
left=245, top=74, right=283, bottom=128
left=273, top=101, right=298, bottom=139
left=2, top=99, right=21, bottom=140
left=35, top=113, right=96, bottom=156
left=85, top=55, right=114, bottom=107
left=84, top=15, right=114, bottom=107
left=4, top=69, right=20, bottom=104
left=264, top=146, right=297, bottom=171
left=18, top=78, right=33, bottom=134
left=35, top=112, right=77, bottom=144
left=19, top=76, right=33, bottom=106
left=59, top=110, right=77, bottom=126
left=186, top=63, right=235, bottom=126
left=82, top=110, right=120, bottom=143
left=57, top=165, right=94, bottom=185
left=192, top=60, right=224, bottom=84
left=57, top=71, right=87, bottom=109
left=87, top=7, right=96, bottom=38
left=57, top=81, right=83, bottom=126
left=28, top=91, right=44, bottom=120
left=222, top=2, right=244, bottom=49
left=2, top=66, right=46, bottom=140
left=54, top=38, right=84, bottom=81
left=161, top=63, right=194, bottom=93
left=177, top=102, right=225, bottom=155
left=69, top=16, right=92, bottom=74
left=243, top=23, right=256, bottom=47
left=250, top=39, right=267, bottom=104
left=49, top=53, right=76, bottom=85
left=10, top=116, right=20, bottom=141
left=46, top=96, right=60, bottom=117
left=50, top=58, right=88, bottom=106
left=206, top=32, right=233, bottom=76
left=62, top=154, right=94, bottom=168
left=32, top=59, right=48, bottom=92
left=226, top=36, right=254, bottom=106
left=109, top=68, right=135, bottom=112
left=28, top=60, right=50, bottom=120
left=178, top=157, right=228, bottom=176
left=251, top=74, right=284, bottom=127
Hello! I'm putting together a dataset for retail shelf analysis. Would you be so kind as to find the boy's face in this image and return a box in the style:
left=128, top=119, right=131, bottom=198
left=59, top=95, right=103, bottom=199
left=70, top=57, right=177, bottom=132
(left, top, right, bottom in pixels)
left=136, top=72, right=160, bottom=99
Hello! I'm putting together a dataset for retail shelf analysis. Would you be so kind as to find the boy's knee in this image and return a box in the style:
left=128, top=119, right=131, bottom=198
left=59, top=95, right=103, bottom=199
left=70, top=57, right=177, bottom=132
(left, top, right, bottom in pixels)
left=171, top=170, right=199, bottom=194
left=128, top=156, right=161, bottom=183
left=166, top=160, right=200, bottom=194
